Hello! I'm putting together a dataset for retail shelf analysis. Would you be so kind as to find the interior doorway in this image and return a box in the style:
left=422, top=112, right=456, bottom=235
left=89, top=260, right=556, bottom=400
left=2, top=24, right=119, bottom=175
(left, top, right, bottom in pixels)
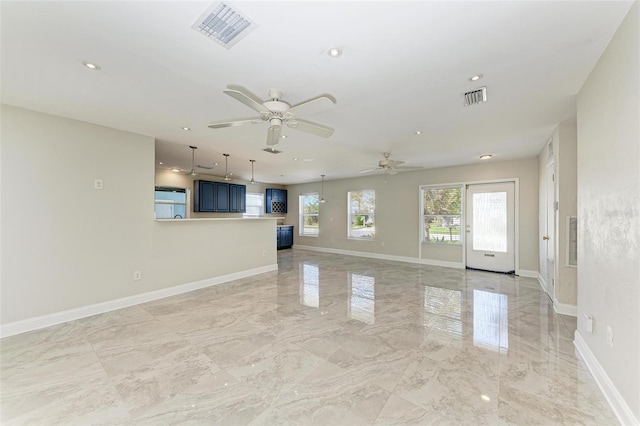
left=543, top=162, right=556, bottom=293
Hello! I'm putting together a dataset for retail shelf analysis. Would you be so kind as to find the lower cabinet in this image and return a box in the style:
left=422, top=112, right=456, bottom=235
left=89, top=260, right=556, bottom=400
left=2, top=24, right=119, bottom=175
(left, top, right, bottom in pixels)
left=277, top=226, right=294, bottom=250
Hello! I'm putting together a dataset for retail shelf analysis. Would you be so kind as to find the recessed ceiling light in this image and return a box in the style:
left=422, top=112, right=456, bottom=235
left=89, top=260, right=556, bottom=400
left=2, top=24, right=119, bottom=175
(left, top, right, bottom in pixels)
left=327, top=47, right=342, bottom=57
left=170, top=168, right=181, bottom=172
left=281, top=135, right=287, bottom=139
left=182, top=127, right=191, bottom=131
left=82, top=61, right=101, bottom=70
left=469, top=74, right=483, bottom=81
left=415, top=131, right=422, bottom=135
left=479, top=154, right=493, bottom=160
left=158, top=161, right=163, bottom=165
left=293, top=158, right=299, bottom=161
left=481, top=395, right=491, bottom=402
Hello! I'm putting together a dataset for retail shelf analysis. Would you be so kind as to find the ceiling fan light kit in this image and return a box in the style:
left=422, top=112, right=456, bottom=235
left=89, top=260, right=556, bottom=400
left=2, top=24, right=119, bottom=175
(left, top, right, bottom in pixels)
left=208, top=85, right=336, bottom=147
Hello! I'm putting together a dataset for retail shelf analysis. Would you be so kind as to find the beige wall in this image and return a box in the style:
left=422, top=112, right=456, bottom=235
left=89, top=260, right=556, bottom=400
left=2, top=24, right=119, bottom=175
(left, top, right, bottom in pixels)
left=0, top=105, right=277, bottom=325
left=576, top=2, right=639, bottom=420
left=285, top=158, right=539, bottom=272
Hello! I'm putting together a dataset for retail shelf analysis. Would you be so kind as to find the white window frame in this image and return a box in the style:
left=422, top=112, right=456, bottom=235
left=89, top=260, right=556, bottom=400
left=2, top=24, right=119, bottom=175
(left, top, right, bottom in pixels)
left=347, top=189, right=375, bottom=241
left=299, top=193, right=319, bottom=237
left=421, top=184, right=463, bottom=245
left=243, top=192, right=264, bottom=218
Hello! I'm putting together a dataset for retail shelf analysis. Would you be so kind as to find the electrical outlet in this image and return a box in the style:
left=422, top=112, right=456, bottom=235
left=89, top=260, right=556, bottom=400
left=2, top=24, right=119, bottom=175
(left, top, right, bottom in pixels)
left=262, top=250, right=267, bottom=257
left=94, top=179, right=104, bottom=190
left=133, top=270, right=142, bottom=281
left=606, top=326, right=613, bottom=347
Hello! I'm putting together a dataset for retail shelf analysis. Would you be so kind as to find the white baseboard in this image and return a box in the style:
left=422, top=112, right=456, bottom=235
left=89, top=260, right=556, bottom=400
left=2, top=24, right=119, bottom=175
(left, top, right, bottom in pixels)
left=553, top=300, right=577, bottom=317
left=516, top=269, right=538, bottom=278
left=574, top=331, right=639, bottom=426
left=538, top=273, right=549, bottom=294
left=293, top=245, right=465, bottom=269
left=0, top=264, right=278, bottom=339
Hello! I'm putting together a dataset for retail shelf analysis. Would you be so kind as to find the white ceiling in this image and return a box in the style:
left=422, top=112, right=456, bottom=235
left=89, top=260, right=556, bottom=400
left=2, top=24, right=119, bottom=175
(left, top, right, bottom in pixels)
left=1, top=1, right=633, bottom=184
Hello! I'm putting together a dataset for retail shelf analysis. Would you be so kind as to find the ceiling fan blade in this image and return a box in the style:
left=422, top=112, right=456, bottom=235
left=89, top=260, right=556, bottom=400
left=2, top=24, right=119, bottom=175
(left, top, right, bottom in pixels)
left=396, top=166, right=423, bottom=171
left=267, top=124, right=282, bottom=145
left=388, top=160, right=405, bottom=167
left=286, top=118, right=334, bottom=138
left=359, top=168, right=379, bottom=174
left=223, top=85, right=270, bottom=114
left=388, top=169, right=399, bottom=175
left=287, top=94, right=336, bottom=117
left=208, top=117, right=263, bottom=129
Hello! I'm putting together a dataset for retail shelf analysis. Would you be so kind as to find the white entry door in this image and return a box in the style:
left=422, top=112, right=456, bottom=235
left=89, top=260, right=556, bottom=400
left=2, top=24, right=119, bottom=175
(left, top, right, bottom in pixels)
left=465, top=182, right=515, bottom=273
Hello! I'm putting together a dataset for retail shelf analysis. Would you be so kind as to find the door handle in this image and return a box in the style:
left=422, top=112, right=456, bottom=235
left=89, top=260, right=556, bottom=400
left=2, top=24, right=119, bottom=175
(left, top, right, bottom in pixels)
left=542, top=235, right=550, bottom=240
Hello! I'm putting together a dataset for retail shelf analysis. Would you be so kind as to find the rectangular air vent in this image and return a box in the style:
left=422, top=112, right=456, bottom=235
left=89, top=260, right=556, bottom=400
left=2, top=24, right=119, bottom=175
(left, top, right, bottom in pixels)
left=262, top=147, right=283, bottom=154
left=464, top=87, right=487, bottom=106
left=192, top=2, right=256, bottom=49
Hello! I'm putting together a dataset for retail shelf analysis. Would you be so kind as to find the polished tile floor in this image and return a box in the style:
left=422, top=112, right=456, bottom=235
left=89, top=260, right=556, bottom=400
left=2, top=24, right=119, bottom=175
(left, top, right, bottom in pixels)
left=1, top=250, right=618, bottom=425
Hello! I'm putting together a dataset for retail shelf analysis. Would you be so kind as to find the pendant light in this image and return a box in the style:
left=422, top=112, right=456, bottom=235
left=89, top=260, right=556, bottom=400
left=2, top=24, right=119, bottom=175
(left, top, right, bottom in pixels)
left=185, top=146, right=198, bottom=176
left=249, top=160, right=257, bottom=184
left=223, top=153, right=232, bottom=181
left=320, top=174, right=327, bottom=203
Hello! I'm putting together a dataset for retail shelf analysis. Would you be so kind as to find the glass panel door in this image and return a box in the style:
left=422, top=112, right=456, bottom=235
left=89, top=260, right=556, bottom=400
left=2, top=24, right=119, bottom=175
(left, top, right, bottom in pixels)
left=472, top=192, right=507, bottom=252
left=466, top=182, right=515, bottom=273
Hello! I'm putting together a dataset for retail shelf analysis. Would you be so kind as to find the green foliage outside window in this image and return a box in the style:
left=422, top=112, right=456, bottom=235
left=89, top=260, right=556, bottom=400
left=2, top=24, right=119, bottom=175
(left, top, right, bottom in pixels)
left=424, top=187, right=462, bottom=244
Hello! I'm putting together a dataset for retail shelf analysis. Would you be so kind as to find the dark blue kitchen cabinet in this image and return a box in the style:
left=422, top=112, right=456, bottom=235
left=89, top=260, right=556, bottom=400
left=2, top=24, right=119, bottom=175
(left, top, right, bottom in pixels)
left=215, top=182, right=230, bottom=212
left=266, top=188, right=287, bottom=213
left=229, top=184, right=246, bottom=213
left=194, top=180, right=215, bottom=212
left=194, top=180, right=246, bottom=213
left=277, top=225, right=294, bottom=249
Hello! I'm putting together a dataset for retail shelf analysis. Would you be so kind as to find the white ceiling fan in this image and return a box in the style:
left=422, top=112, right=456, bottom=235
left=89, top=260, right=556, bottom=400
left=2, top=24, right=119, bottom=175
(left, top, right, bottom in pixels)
left=208, top=85, right=336, bottom=146
left=360, top=152, right=423, bottom=180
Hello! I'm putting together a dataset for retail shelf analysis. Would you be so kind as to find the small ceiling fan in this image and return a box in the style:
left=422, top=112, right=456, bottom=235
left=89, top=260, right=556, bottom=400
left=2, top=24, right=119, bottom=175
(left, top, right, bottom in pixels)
left=208, top=85, right=336, bottom=146
left=360, top=152, right=423, bottom=181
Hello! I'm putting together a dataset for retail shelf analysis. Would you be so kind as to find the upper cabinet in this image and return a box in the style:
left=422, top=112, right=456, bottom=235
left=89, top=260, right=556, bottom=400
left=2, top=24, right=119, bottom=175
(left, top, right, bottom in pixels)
left=266, top=188, right=287, bottom=213
left=194, top=180, right=215, bottom=212
left=229, top=184, right=246, bottom=213
left=194, top=180, right=246, bottom=213
left=215, top=182, right=230, bottom=212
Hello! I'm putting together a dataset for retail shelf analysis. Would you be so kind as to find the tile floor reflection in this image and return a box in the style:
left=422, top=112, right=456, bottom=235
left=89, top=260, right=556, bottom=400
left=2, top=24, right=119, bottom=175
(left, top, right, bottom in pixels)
left=0, top=250, right=618, bottom=425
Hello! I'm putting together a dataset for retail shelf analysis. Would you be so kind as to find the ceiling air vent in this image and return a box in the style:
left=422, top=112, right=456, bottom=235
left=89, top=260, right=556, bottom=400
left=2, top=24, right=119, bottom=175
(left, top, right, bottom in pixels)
left=192, top=2, right=256, bottom=49
left=262, top=147, right=283, bottom=154
left=464, top=87, right=487, bottom=106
